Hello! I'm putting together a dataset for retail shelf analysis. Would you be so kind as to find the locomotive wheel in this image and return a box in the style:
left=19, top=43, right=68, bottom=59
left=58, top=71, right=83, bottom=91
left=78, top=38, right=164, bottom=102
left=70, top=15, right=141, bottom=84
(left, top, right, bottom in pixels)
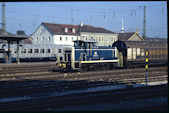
left=81, top=64, right=89, bottom=71
left=101, top=63, right=110, bottom=70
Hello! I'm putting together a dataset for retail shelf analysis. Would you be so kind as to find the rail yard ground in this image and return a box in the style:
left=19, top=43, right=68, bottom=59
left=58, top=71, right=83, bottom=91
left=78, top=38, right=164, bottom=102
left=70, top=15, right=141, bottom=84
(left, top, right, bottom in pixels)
left=0, top=62, right=168, bottom=111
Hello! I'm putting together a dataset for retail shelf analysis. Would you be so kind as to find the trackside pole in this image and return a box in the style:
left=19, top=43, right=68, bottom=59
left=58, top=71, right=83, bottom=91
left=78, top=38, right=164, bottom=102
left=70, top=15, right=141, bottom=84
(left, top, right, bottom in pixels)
left=145, top=50, right=148, bottom=85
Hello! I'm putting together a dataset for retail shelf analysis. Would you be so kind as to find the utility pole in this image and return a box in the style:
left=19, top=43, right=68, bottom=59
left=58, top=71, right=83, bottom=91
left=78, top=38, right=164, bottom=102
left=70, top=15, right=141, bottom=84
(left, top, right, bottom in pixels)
left=2, top=2, right=6, bottom=34
left=143, top=6, right=148, bottom=86
left=143, top=6, right=146, bottom=40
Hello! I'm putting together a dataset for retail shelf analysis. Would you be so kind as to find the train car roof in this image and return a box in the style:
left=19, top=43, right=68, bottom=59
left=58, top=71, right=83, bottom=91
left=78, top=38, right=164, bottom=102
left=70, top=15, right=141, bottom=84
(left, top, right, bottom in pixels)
left=73, top=39, right=98, bottom=43
left=123, top=41, right=167, bottom=48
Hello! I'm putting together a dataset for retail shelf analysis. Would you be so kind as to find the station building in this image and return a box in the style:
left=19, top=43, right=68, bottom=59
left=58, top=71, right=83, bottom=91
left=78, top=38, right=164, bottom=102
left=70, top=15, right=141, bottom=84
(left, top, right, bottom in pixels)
left=31, top=22, right=118, bottom=55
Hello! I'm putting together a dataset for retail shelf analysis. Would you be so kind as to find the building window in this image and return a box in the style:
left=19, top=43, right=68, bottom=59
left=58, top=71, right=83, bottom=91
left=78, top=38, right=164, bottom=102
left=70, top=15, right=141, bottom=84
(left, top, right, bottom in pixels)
left=96, top=37, right=98, bottom=41
left=107, top=37, right=109, bottom=41
left=72, top=37, right=74, bottom=41
left=21, top=49, right=26, bottom=53
left=60, top=37, right=62, bottom=41
left=64, top=28, right=68, bottom=33
left=58, top=49, right=62, bottom=53
left=66, top=37, right=68, bottom=41
left=82, top=36, right=85, bottom=40
left=48, top=37, right=50, bottom=42
left=99, top=37, right=101, bottom=41
left=28, top=49, right=32, bottom=53
left=40, top=49, right=44, bottom=53
left=46, top=49, right=50, bottom=53
left=41, top=37, right=44, bottom=42
left=36, top=37, right=38, bottom=42
left=34, top=49, right=39, bottom=53
left=102, top=37, right=104, bottom=41
left=40, top=29, right=46, bottom=34
left=72, top=28, right=75, bottom=33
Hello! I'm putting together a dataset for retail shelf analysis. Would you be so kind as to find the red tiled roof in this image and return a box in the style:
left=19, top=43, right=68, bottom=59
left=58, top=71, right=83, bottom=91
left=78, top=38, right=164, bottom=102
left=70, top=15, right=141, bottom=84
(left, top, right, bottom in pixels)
left=42, top=22, right=115, bottom=35
left=42, top=23, right=79, bottom=35
left=80, top=25, right=115, bottom=34
left=117, top=32, right=136, bottom=41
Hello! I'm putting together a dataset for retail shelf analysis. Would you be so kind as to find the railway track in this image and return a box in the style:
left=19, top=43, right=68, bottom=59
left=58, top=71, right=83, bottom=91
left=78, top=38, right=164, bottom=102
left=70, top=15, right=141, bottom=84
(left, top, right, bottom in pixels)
left=0, top=66, right=167, bottom=80
left=0, top=84, right=167, bottom=111
left=0, top=63, right=167, bottom=98
left=0, top=67, right=167, bottom=98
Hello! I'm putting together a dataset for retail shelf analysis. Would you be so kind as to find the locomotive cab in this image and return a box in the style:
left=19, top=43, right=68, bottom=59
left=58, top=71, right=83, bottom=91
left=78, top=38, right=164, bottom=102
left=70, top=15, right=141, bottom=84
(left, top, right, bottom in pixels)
left=56, top=47, right=72, bottom=70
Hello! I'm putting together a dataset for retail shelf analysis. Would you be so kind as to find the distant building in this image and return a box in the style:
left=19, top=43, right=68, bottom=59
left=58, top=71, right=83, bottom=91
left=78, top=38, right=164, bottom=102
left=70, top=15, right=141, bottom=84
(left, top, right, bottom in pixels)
left=117, top=32, right=144, bottom=41
left=79, top=23, right=118, bottom=46
left=32, top=22, right=79, bottom=46
left=117, top=31, right=167, bottom=43
left=31, top=22, right=118, bottom=47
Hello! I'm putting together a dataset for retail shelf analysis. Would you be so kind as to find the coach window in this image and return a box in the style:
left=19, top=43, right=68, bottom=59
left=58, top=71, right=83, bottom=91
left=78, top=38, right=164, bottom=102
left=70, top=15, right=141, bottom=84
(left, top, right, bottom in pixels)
left=40, top=49, right=45, bottom=53
left=46, top=49, right=50, bottom=53
left=60, top=37, right=62, bottom=41
left=21, top=49, right=26, bottom=53
left=34, top=49, right=39, bottom=53
left=28, top=49, right=32, bottom=53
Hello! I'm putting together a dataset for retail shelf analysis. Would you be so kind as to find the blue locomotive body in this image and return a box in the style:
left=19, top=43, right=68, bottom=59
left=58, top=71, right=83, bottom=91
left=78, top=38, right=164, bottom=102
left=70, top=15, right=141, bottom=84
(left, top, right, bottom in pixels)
left=56, top=40, right=119, bottom=70
left=74, top=47, right=117, bottom=61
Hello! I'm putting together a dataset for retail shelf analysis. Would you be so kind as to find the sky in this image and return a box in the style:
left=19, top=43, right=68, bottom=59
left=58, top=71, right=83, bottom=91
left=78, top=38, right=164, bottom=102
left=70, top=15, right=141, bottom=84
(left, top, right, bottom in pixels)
left=0, top=1, right=167, bottom=38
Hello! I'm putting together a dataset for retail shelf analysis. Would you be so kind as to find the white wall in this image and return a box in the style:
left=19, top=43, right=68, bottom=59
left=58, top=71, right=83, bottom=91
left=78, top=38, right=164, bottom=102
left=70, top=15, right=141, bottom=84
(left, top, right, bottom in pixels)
left=53, top=35, right=78, bottom=46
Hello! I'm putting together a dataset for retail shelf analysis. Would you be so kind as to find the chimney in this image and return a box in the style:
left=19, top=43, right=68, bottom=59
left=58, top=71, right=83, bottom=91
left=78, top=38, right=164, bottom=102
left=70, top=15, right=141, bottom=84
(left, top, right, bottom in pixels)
left=64, top=27, right=68, bottom=33
left=72, top=28, right=75, bottom=33
left=80, top=22, right=83, bottom=27
left=121, top=17, right=125, bottom=33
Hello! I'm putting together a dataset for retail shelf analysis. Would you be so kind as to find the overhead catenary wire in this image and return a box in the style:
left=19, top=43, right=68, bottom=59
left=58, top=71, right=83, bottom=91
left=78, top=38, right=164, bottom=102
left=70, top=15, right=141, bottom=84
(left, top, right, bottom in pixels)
left=0, top=2, right=167, bottom=38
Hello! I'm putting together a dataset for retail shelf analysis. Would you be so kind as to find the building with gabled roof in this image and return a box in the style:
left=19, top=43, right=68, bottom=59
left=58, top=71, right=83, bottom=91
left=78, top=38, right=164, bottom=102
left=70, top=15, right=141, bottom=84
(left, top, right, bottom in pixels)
left=117, top=32, right=144, bottom=41
left=32, top=22, right=118, bottom=47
